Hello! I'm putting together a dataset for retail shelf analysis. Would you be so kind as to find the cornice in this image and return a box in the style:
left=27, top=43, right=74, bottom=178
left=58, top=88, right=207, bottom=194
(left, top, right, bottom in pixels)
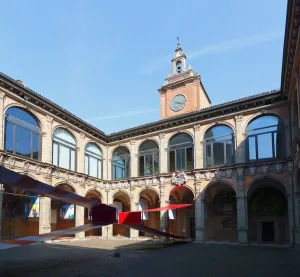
left=0, top=73, right=108, bottom=143
left=159, top=74, right=200, bottom=93
left=281, top=0, right=300, bottom=94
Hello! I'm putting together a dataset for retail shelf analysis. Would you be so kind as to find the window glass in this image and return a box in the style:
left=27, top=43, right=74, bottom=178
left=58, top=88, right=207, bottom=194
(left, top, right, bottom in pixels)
left=16, top=126, right=31, bottom=158
left=5, top=122, right=14, bottom=153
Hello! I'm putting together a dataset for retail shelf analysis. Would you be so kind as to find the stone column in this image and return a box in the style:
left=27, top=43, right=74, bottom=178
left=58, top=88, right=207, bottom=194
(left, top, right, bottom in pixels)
left=39, top=178, right=52, bottom=235
left=130, top=140, right=138, bottom=178
left=294, top=192, right=300, bottom=244
left=0, top=90, right=5, bottom=149
left=159, top=178, right=167, bottom=240
left=129, top=198, right=139, bottom=239
left=288, top=164, right=296, bottom=245
left=102, top=145, right=108, bottom=180
left=193, top=125, right=202, bottom=169
left=77, top=133, right=85, bottom=174
left=106, top=146, right=112, bottom=180
left=195, top=181, right=204, bottom=242
left=237, top=195, right=248, bottom=244
left=0, top=184, right=4, bottom=242
left=235, top=115, right=245, bottom=164
left=75, top=184, right=85, bottom=239
left=42, top=115, right=53, bottom=163
left=159, top=133, right=167, bottom=173
left=236, top=168, right=248, bottom=244
left=102, top=189, right=113, bottom=239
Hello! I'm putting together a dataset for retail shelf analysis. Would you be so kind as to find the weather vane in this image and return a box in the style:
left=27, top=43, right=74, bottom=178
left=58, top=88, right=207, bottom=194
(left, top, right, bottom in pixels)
left=176, top=37, right=180, bottom=43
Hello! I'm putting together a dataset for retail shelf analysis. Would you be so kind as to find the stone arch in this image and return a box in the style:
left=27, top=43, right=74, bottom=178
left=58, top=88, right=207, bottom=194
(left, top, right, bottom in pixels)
left=52, top=125, right=78, bottom=145
left=241, top=112, right=286, bottom=134
left=137, top=187, right=160, bottom=202
left=53, top=181, right=78, bottom=195
left=112, top=190, right=131, bottom=238
left=246, top=176, right=289, bottom=244
left=166, top=130, right=194, bottom=145
left=85, top=188, right=103, bottom=201
left=200, top=121, right=236, bottom=142
left=201, top=180, right=237, bottom=199
left=137, top=138, right=160, bottom=150
left=4, top=103, right=45, bottom=130
left=84, top=140, right=105, bottom=155
left=203, top=180, right=238, bottom=242
left=110, top=144, right=131, bottom=156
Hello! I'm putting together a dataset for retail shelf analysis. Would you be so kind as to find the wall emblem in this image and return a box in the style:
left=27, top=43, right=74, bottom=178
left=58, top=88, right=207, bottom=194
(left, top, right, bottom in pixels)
left=171, top=171, right=187, bottom=186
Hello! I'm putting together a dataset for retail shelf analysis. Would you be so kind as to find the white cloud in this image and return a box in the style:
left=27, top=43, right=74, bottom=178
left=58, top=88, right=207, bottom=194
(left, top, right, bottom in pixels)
left=85, top=109, right=159, bottom=121
left=141, top=30, right=284, bottom=75
left=187, top=30, right=284, bottom=59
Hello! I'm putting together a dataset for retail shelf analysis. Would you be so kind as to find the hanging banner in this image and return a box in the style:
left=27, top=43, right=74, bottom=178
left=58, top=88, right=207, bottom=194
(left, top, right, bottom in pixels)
left=139, top=199, right=148, bottom=220
left=60, top=203, right=75, bottom=219
left=24, top=194, right=40, bottom=218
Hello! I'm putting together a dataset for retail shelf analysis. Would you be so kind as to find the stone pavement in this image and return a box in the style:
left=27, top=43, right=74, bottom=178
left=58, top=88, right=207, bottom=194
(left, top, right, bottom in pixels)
left=0, top=239, right=299, bottom=277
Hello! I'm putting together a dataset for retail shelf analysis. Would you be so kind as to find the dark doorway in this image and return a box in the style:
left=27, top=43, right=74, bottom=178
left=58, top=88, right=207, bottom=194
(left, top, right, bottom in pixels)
left=262, top=221, right=275, bottom=242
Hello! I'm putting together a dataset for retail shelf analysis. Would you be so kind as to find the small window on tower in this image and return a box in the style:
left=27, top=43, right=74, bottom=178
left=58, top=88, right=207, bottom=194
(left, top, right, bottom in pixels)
left=176, top=61, right=182, bottom=73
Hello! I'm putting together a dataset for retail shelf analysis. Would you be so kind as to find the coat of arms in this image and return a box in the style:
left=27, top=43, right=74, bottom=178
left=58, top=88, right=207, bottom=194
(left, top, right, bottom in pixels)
left=171, top=171, right=188, bottom=186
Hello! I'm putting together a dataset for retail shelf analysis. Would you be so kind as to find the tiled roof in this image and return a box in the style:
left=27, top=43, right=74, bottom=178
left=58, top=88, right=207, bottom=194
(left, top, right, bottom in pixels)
left=108, top=89, right=281, bottom=136
left=0, top=72, right=106, bottom=136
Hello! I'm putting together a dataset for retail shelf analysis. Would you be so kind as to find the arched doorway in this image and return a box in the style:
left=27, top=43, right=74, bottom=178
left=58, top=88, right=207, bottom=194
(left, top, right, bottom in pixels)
left=138, top=189, right=160, bottom=237
left=84, top=190, right=102, bottom=237
left=1, top=184, right=39, bottom=240
left=51, top=184, right=76, bottom=235
left=168, top=186, right=195, bottom=239
left=204, top=182, right=237, bottom=242
left=247, top=178, right=288, bottom=244
left=113, top=191, right=130, bottom=238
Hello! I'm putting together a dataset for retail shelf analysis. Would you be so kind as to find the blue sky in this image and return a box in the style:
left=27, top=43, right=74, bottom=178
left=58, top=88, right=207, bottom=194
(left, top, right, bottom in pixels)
left=0, top=0, right=287, bottom=134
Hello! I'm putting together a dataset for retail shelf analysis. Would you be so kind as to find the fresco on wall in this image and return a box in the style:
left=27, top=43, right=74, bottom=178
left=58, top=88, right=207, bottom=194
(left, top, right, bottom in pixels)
left=24, top=194, right=40, bottom=218
left=60, top=203, right=75, bottom=219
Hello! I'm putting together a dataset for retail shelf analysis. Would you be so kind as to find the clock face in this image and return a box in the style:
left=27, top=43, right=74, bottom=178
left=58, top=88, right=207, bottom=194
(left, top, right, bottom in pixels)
left=170, top=94, right=186, bottom=112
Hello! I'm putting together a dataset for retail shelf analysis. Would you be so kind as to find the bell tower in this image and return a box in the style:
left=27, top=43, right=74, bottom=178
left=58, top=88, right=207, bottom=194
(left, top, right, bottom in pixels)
left=158, top=40, right=211, bottom=119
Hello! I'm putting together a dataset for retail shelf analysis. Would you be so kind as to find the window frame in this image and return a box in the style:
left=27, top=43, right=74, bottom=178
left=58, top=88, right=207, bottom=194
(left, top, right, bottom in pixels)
left=5, top=112, right=41, bottom=160
left=168, top=134, right=194, bottom=172
left=85, top=144, right=103, bottom=179
left=139, top=147, right=159, bottom=176
left=112, top=148, right=131, bottom=180
left=204, top=130, right=235, bottom=168
left=52, top=130, right=76, bottom=171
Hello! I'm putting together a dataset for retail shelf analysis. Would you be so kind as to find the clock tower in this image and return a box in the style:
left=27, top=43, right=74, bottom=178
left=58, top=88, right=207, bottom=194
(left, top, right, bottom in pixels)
left=158, top=41, right=211, bottom=119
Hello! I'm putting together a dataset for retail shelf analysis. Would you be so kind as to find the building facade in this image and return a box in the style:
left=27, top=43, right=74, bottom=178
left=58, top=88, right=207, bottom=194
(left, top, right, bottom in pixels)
left=0, top=3, right=297, bottom=245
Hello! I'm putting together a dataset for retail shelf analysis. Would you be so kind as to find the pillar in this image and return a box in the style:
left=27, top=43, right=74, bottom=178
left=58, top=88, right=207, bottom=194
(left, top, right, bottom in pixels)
left=102, top=146, right=108, bottom=180
left=159, top=178, right=167, bottom=233
left=0, top=184, right=3, bottom=242
left=294, top=192, right=300, bottom=244
left=75, top=184, right=85, bottom=239
left=42, top=115, right=53, bottom=164
left=195, top=183, right=204, bottom=242
left=194, top=125, right=202, bottom=169
left=237, top=195, right=248, bottom=244
left=39, top=197, right=51, bottom=234
left=235, top=115, right=245, bottom=164
left=130, top=140, right=138, bottom=178
left=102, top=189, right=113, bottom=239
left=130, top=200, right=139, bottom=239
left=0, top=90, right=5, bottom=149
left=77, top=132, right=86, bottom=174
left=159, top=133, right=167, bottom=173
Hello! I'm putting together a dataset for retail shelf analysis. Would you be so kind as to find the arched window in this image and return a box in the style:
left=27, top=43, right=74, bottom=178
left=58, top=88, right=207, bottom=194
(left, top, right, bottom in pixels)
left=204, top=125, right=234, bottom=167
left=85, top=143, right=102, bottom=178
left=139, top=140, right=159, bottom=176
left=52, top=128, right=76, bottom=171
left=246, top=115, right=285, bottom=161
left=168, top=133, right=193, bottom=172
left=5, top=107, right=41, bottom=160
left=112, top=146, right=130, bottom=180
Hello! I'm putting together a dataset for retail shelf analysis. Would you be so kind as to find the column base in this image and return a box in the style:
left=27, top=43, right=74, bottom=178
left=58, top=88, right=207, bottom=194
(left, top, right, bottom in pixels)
left=75, top=232, right=85, bottom=239
left=130, top=229, right=139, bottom=239
left=40, top=225, right=52, bottom=234
left=238, top=228, right=248, bottom=244
left=195, top=228, right=204, bottom=242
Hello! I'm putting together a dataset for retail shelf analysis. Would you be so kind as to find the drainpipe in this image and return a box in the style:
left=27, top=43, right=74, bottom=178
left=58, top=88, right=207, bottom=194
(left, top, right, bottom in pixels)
left=288, top=101, right=296, bottom=247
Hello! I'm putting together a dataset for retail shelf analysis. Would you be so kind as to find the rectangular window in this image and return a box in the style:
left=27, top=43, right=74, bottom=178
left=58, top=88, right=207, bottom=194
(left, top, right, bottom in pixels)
left=59, top=145, right=70, bottom=169
left=176, top=149, right=185, bottom=171
left=16, top=126, right=31, bottom=158
left=5, top=122, right=14, bottom=153
left=248, top=136, right=256, bottom=160
left=139, top=156, right=144, bottom=176
left=89, top=156, right=98, bottom=178
left=32, top=133, right=40, bottom=160
left=213, top=142, right=225, bottom=166
left=169, top=151, right=175, bottom=172
left=85, top=155, right=89, bottom=175
left=186, top=147, right=193, bottom=170
left=206, top=144, right=212, bottom=167
left=257, top=133, right=273, bottom=159
left=53, top=143, right=59, bottom=166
